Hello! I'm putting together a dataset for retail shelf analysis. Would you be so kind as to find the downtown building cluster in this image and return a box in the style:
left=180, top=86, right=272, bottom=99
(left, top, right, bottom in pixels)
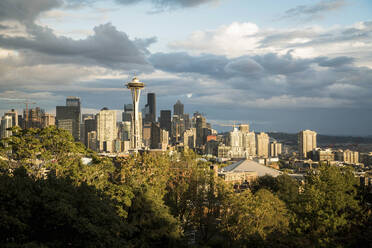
left=0, top=88, right=369, bottom=172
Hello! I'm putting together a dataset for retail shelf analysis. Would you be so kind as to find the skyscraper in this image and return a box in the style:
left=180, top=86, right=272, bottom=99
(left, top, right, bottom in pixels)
left=66, top=96, right=81, bottom=108
left=145, top=93, right=156, bottom=123
left=96, top=108, right=117, bottom=153
left=256, top=132, right=269, bottom=158
left=195, top=113, right=207, bottom=147
left=122, top=104, right=133, bottom=122
left=83, top=115, right=96, bottom=148
left=239, top=124, right=250, bottom=133
left=243, top=132, right=256, bottom=157
left=4, top=109, right=18, bottom=127
left=173, top=100, right=184, bottom=116
left=298, top=130, right=317, bottom=159
left=159, top=110, right=171, bottom=133
left=56, top=97, right=81, bottom=141
left=270, top=141, right=282, bottom=157
left=1, top=115, right=12, bottom=139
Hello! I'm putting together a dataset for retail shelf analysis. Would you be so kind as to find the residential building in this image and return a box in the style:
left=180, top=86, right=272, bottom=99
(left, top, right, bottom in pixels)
left=4, top=109, right=18, bottom=127
left=256, top=132, right=269, bottom=158
left=298, top=130, right=317, bottom=159
left=1, top=115, right=12, bottom=138
left=42, top=113, right=55, bottom=127
left=239, top=124, right=250, bottom=133
left=312, top=148, right=334, bottom=162
left=335, top=149, right=359, bottom=164
left=270, top=141, right=282, bottom=157
left=183, top=128, right=196, bottom=149
left=96, top=108, right=117, bottom=153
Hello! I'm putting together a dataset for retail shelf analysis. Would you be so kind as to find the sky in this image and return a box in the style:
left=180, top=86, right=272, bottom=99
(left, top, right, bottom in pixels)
left=0, top=0, right=371, bottom=136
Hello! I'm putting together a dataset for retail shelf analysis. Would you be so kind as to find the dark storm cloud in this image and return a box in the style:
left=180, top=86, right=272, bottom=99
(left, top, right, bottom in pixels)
left=149, top=50, right=372, bottom=110
left=149, top=52, right=229, bottom=78
left=282, top=0, right=346, bottom=20
left=0, top=0, right=216, bottom=25
left=0, top=0, right=62, bottom=22
left=0, top=23, right=152, bottom=70
left=150, top=52, right=318, bottom=78
left=316, top=56, right=354, bottom=67
left=0, top=24, right=10, bottom=30
left=252, top=53, right=312, bottom=75
left=224, top=57, right=263, bottom=76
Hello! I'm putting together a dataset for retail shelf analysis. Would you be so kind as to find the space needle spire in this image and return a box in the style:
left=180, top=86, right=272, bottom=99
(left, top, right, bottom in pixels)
left=126, top=76, right=145, bottom=152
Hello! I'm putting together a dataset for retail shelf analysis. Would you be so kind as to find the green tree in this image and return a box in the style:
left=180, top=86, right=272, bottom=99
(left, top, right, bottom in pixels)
left=0, top=167, right=127, bottom=248
left=118, top=153, right=182, bottom=247
left=293, top=165, right=361, bottom=247
left=220, top=189, right=289, bottom=247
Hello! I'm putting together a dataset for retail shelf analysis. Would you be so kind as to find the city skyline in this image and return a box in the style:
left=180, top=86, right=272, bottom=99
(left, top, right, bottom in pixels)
left=0, top=0, right=372, bottom=136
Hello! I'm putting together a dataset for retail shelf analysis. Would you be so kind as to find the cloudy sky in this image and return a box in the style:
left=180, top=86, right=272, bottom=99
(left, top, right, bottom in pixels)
left=0, top=0, right=371, bottom=135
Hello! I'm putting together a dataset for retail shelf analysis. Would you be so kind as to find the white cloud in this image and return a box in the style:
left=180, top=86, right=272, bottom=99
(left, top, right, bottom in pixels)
left=168, top=21, right=372, bottom=68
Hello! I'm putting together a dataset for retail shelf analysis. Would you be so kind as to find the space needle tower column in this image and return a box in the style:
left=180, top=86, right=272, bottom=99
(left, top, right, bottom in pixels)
left=126, top=77, right=145, bottom=152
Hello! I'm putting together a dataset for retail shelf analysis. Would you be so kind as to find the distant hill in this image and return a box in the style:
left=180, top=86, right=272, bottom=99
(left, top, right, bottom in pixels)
left=267, top=132, right=372, bottom=145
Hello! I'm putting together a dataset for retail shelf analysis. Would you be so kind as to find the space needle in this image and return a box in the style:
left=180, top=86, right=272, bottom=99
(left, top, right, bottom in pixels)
left=126, top=76, right=145, bottom=152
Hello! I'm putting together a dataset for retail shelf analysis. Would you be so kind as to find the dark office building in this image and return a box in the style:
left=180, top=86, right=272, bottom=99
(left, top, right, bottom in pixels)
left=145, top=93, right=156, bottom=123
left=150, top=122, right=161, bottom=149
left=183, top=113, right=191, bottom=130
left=83, top=116, right=96, bottom=147
left=56, top=97, right=81, bottom=141
left=173, top=100, right=184, bottom=116
left=122, top=104, right=133, bottom=122
left=159, top=110, right=171, bottom=134
left=195, top=113, right=207, bottom=147
left=66, top=96, right=81, bottom=108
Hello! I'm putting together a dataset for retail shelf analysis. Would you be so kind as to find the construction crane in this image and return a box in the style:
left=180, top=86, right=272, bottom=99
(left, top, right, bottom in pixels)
left=0, top=98, right=36, bottom=128
left=214, top=121, right=238, bottom=129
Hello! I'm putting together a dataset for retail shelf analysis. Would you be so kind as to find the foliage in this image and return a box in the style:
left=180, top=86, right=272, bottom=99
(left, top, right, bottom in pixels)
left=0, top=167, right=126, bottom=248
left=220, top=189, right=289, bottom=247
left=292, top=165, right=362, bottom=247
left=0, top=128, right=371, bottom=247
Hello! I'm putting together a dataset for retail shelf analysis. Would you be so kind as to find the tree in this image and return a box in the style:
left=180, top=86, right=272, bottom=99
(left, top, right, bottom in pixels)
left=293, top=165, right=361, bottom=247
left=117, top=153, right=182, bottom=247
left=0, top=167, right=127, bottom=247
left=220, top=189, right=289, bottom=247
left=0, top=126, right=85, bottom=177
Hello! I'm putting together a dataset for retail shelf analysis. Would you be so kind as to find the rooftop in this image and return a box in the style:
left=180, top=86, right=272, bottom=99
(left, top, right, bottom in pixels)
left=221, top=159, right=282, bottom=177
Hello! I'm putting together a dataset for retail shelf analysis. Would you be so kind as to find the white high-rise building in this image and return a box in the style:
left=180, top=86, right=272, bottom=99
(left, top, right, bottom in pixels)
left=1, top=115, right=13, bottom=139
left=242, top=132, right=256, bottom=157
left=298, top=130, right=317, bottom=159
left=270, top=141, right=282, bottom=157
left=256, top=132, right=269, bottom=158
left=96, top=108, right=117, bottom=153
left=4, top=109, right=18, bottom=127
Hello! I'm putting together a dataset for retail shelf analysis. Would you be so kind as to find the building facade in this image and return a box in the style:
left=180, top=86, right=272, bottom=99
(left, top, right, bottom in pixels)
left=56, top=97, right=81, bottom=141
left=256, top=132, right=269, bottom=158
left=270, top=141, right=282, bottom=157
left=298, top=130, right=317, bottom=159
left=96, top=108, right=117, bottom=153
left=173, top=100, right=184, bottom=116
left=1, top=115, right=12, bottom=139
